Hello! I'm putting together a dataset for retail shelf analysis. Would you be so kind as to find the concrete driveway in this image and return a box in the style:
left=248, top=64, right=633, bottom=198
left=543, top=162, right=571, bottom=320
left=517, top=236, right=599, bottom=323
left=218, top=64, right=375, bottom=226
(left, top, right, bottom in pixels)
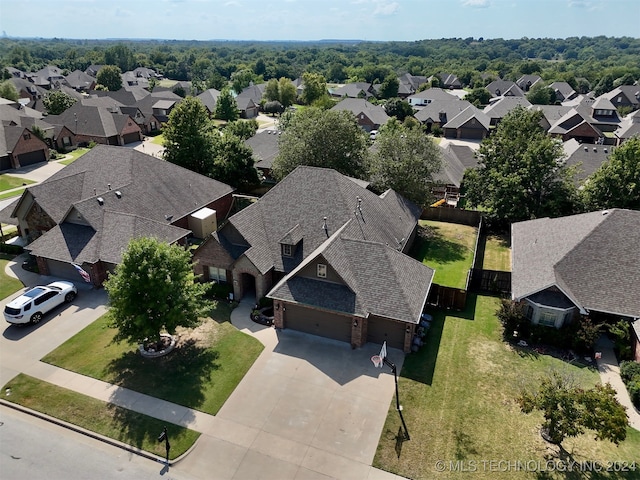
left=180, top=299, right=405, bottom=480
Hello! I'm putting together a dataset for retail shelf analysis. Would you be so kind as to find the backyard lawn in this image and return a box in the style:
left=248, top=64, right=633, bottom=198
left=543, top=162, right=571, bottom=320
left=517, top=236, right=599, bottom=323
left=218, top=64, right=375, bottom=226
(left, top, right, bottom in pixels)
left=480, top=232, right=511, bottom=271
left=41, top=303, right=263, bottom=416
left=3, top=374, right=200, bottom=460
left=411, top=220, right=478, bottom=289
left=374, top=294, right=640, bottom=479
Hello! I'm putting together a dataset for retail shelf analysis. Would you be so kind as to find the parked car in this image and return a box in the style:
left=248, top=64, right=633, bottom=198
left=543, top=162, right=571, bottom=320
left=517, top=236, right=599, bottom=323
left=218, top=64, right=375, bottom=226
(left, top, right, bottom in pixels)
left=370, top=130, right=378, bottom=140
left=4, top=281, right=77, bottom=325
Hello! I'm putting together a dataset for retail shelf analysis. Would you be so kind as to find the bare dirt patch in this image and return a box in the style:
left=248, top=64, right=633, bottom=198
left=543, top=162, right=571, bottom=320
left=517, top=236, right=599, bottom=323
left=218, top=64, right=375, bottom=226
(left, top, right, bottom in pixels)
left=175, top=319, right=220, bottom=348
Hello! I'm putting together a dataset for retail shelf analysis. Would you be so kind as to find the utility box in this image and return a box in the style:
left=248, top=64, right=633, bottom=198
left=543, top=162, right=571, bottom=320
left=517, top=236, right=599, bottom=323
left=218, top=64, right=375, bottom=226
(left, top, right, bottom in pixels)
left=189, top=208, right=217, bottom=239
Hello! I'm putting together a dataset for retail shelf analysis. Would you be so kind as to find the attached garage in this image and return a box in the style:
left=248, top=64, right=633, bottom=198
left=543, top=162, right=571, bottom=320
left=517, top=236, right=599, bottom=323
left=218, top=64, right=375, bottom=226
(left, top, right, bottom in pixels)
left=284, top=303, right=352, bottom=343
left=46, top=259, right=83, bottom=282
left=1, top=155, right=12, bottom=171
left=123, top=132, right=141, bottom=144
left=366, top=316, right=407, bottom=350
left=17, top=150, right=47, bottom=167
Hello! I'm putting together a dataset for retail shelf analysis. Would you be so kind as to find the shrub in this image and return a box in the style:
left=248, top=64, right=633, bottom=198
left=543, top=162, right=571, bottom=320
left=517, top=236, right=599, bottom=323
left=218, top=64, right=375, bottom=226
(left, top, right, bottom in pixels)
left=497, top=298, right=526, bottom=340
left=627, top=379, right=640, bottom=409
left=0, top=244, right=23, bottom=255
left=620, top=361, right=640, bottom=383
left=257, top=297, right=273, bottom=309
left=207, top=282, right=233, bottom=300
left=431, top=124, right=443, bottom=137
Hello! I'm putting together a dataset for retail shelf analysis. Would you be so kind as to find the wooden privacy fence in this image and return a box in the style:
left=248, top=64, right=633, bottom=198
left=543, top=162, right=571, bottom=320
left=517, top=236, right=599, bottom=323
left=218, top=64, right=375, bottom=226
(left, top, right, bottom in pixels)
left=421, top=207, right=482, bottom=227
left=428, top=283, right=468, bottom=310
left=468, top=269, right=511, bottom=294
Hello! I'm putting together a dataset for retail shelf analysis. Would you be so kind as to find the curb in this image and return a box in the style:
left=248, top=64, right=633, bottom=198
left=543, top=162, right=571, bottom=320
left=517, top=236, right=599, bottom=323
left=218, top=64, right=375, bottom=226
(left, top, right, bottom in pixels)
left=0, top=399, right=201, bottom=465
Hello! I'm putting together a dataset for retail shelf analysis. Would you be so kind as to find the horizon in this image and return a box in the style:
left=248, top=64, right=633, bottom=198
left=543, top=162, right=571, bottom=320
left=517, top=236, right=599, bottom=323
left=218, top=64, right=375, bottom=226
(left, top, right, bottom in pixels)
left=1, top=0, right=638, bottom=43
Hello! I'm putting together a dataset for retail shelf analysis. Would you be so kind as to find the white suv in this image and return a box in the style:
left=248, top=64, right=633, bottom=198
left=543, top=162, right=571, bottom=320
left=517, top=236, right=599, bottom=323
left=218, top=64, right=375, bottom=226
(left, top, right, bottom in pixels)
left=4, top=281, right=77, bottom=325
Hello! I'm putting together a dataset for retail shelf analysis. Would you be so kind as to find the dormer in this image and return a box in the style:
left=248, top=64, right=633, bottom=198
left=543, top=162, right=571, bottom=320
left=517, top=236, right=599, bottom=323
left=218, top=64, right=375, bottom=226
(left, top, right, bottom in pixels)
left=279, top=224, right=303, bottom=257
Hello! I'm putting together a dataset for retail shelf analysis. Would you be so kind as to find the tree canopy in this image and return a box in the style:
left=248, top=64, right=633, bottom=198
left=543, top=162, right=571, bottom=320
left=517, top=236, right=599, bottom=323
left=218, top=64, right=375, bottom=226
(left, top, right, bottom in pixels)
left=163, top=96, right=216, bottom=175
left=211, top=133, right=259, bottom=190
left=581, top=136, right=640, bottom=211
left=96, top=65, right=122, bottom=91
left=463, top=106, right=578, bottom=222
left=301, top=72, right=327, bottom=106
left=0, top=81, right=19, bottom=101
left=370, top=121, right=442, bottom=207
left=518, top=371, right=627, bottom=446
left=272, top=107, right=369, bottom=180
left=104, top=237, right=211, bottom=348
left=215, top=88, right=239, bottom=121
left=43, top=90, right=77, bottom=115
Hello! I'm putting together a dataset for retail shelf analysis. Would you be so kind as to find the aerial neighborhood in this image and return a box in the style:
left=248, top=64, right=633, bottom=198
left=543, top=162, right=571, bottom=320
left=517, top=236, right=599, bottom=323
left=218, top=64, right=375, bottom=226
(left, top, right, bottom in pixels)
left=0, top=36, right=639, bottom=479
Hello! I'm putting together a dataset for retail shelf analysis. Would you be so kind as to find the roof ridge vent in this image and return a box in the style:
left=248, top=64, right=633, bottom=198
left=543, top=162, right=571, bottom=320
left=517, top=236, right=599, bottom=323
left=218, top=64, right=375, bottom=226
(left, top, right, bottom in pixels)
left=602, top=210, right=609, bottom=215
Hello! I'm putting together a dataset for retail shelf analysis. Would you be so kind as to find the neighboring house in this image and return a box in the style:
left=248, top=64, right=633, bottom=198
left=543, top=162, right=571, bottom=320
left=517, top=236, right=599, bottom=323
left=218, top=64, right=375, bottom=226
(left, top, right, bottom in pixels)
left=397, top=73, right=428, bottom=97
left=516, top=74, right=542, bottom=92
left=331, top=98, right=390, bottom=132
left=237, top=84, right=265, bottom=106
left=530, top=104, right=574, bottom=131
left=84, top=65, right=105, bottom=77
left=64, top=70, right=96, bottom=92
left=45, top=102, right=142, bottom=146
left=6, top=67, right=27, bottom=79
left=234, top=94, right=259, bottom=119
left=192, top=166, right=434, bottom=352
left=121, top=71, right=149, bottom=89
left=442, top=105, right=491, bottom=139
left=562, top=138, right=611, bottom=183
left=196, top=88, right=221, bottom=116
left=549, top=81, right=577, bottom=103
left=407, top=87, right=457, bottom=107
left=614, top=110, right=640, bottom=145
left=486, top=79, right=525, bottom=98
left=7, top=145, right=234, bottom=285
left=429, top=73, right=462, bottom=90
left=432, top=143, right=478, bottom=206
left=29, top=65, right=66, bottom=90
left=133, top=91, right=183, bottom=130
left=330, top=82, right=375, bottom=99
left=600, top=85, right=640, bottom=112
left=131, top=67, right=161, bottom=80
left=633, top=319, right=640, bottom=363
left=576, top=96, right=621, bottom=134
left=483, top=96, right=532, bottom=126
left=6, top=77, right=47, bottom=111
left=511, top=209, right=640, bottom=329
left=547, top=108, right=603, bottom=144
left=244, top=130, right=280, bottom=179
left=414, top=98, right=472, bottom=132
left=0, top=124, right=51, bottom=171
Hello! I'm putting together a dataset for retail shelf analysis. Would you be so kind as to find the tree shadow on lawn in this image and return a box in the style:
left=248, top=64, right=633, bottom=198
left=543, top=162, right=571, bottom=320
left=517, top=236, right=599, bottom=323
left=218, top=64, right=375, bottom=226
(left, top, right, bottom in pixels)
left=105, top=338, right=220, bottom=410
left=534, top=444, right=633, bottom=480
left=411, top=226, right=468, bottom=265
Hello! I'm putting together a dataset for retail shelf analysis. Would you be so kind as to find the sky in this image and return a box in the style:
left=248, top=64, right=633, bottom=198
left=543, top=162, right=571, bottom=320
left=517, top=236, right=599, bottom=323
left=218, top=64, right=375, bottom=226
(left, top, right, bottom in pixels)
left=0, top=0, right=638, bottom=42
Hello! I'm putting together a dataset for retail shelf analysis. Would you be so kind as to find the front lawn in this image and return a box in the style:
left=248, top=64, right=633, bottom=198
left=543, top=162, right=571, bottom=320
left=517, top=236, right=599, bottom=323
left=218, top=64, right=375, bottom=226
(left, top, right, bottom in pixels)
left=374, top=294, right=640, bottom=479
left=59, top=147, right=90, bottom=165
left=0, top=254, right=24, bottom=299
left=0, top=174, right=35, bottom=192
left=3, top=374, right=199, bottom=460
left=411, top=220, right=477, bottom=289
left=42, top=304, right=263, bottom=416
left=150, top=134, right=165, bottom=145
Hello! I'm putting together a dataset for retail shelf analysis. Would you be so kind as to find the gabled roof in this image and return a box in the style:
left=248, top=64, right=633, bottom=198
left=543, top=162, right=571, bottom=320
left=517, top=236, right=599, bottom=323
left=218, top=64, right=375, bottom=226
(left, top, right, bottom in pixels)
left=615, top=110, right=640, bottom=140
left=238, top=84, right=265, bottom=104
left=443, top=105, right=490, bottom=130
left=331, top=98, right=389, bottom=126
left=516, top=75, right=542, bottom=91
left=92, top=88, right=151, bottom=105
left=486, top=80, right=524, bottom=98
left=65, top=70, right=96, bottom=90
left=268, top=226, right=434, bottom=324
left=414, top=98, right=471, bottom=124
left=601, top=85, right=640, bottom=107
left=483, top=96, right=532, bottom=122
left=331, top=82, right=373, bottom=99
left=529, top=104, right=573, bottom=126
left=407, top=87, right=457, bottom=103
left=549, top=82, right=577, bottom=101
left=244, top=130, right=280, bottom=170
left=196, top=88, right=221, bottom=113
left=218, top=166, right=421, bottom=275
left=563, top=138, right=611, bottom=181
left=434, top=144, right=478, bottom=187
left=17, top=145, right=233, bottom=264
left=45, top=103, right=127, bottom=137
left=512, top=209, right=640, bottom=318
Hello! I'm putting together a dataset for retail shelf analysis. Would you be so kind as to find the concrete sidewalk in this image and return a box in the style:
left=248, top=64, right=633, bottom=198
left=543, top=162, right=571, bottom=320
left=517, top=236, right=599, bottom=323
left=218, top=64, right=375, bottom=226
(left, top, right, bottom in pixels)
left=595, top=335, right=640, bottom=431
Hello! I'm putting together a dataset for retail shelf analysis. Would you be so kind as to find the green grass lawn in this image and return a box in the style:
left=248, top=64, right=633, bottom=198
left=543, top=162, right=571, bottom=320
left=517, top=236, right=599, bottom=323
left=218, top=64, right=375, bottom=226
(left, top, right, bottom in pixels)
left=0, top=188, right=25, bottom=200
left=150, top=134, right=165, bottom=145
left=42, top=304, right=263, bottom=415
left=0, top=174, right=35, bottom=192
left=3, top=374, right=199, bottom=460
left=481, top=232, right=511, bottom=271
left=411, top=220, right=477, bottom=289
left=0, top=254, right=24, bottom=299
left=59, top=147, right=90, bottom=165
left=374, top=294, right=640, bottom=479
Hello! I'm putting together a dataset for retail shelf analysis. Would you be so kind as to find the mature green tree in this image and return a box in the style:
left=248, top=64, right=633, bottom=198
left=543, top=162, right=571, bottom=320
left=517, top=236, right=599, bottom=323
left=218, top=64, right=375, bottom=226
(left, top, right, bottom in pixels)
left=43, top=90, right=77, bottom=115
left=370, top=121, right=442, bottom=207
left=215, top=88, right=239, bottom=121
left=264, top=100, right=284, bottom=116
left=0, top=81, right=19, bottom=101
left=224, top=119, right=258, bottom=140
left=211, top=134, right=259, bottom=190
left=163, top=96, right=216, bottom=175
left=104, top=237, right=210, bottom=350
left=594, top=74, right=615, bottom=96
left=526, top=83, right=556, bottom=105
left=278, top=77, right=297, bottom=108
left=148, top=77, right=157, bottom=92
left=96, top=65, right=122, bottom=91
left=272, top=108, right=369, bottom=180
left=464, top=87, right=492, bottom=107
left=301, top=72, right=327, bottom=105
left=384, top=98, right=414, bottom=121
left=104, top=44, right=136, bottom=72
left=581, top=137, right=640, bottom=210
left=518, top=372, right=627, bottom=446
left=463, top=106, right=578, bottom=222
left=379, top=75, right=399, bottom=99
left=264, top=78, right=279, bottom=102
left=172, top=84, right=186, bottom=97
left=231, top=69, right=255, bottom=94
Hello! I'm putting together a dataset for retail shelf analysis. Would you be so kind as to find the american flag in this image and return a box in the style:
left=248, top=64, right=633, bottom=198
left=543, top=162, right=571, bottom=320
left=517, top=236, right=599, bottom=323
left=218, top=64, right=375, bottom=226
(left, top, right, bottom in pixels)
left=73, top=264, right=91, bottom=283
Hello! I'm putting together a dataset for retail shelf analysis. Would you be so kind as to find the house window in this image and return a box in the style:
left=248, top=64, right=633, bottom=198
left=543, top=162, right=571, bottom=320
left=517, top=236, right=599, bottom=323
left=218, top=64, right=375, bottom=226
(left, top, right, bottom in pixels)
left=317, top=264, right=327, bottom=278
left=208, top=266, right=227, bottom=283
left=538, top=311, right=557, bottom=327
left=282, top=244, right=292, bottom=257
left=617, top=96, right=622, bottom=103
left=23, top=133, right=31, bottom=140
left=524, top=304, right=533, bottom=320
left=62, top=136, right=72, bottom=146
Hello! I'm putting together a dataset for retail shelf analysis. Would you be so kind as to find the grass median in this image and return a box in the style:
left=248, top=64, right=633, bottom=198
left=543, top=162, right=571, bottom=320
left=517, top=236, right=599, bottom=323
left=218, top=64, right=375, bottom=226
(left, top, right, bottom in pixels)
left=373, top=294, right=640, bottom=479
left=2, top=374, right=199, bottom=460
left=42, top=302, right=263, bottom=415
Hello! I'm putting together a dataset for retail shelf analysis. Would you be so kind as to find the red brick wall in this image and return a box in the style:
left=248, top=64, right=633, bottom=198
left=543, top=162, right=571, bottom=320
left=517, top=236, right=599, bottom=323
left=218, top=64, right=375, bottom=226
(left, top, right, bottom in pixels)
left=9, top=130, right=50, bottom=168
left=120, top=116, right=142, bottom=137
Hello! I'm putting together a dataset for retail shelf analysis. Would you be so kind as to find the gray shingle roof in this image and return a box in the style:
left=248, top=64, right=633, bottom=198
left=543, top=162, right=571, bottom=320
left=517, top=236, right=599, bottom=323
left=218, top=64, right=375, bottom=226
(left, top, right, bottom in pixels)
left=331, top=98, right=390, bottom=126
left=512, top=209, right=640, bottom=318
left=414, top=98, right=472, bottom=124
left=244, top=130, right=280, bottom=170
left=563, top=138, right=611, bottom=181
left=483, top=96, right=532, bottom=122
left=443, top=105, right=491, bottom=130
